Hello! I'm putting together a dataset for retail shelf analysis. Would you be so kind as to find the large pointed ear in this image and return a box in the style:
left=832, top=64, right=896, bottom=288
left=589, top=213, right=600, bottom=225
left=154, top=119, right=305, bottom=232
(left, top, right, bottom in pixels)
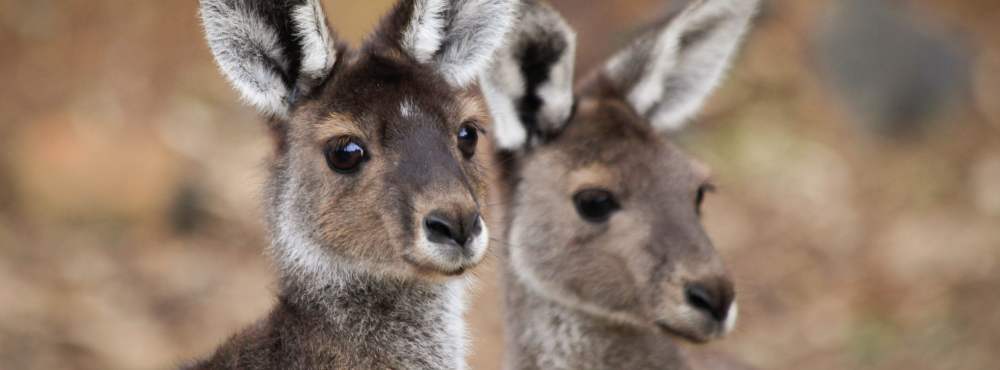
left=603, top=0, right=758, bottom=132
left=200, top=0, right=338, bottom=119
left=379, top=0, right=516, bottom=88
left=479, top=0, right=577, bottom=150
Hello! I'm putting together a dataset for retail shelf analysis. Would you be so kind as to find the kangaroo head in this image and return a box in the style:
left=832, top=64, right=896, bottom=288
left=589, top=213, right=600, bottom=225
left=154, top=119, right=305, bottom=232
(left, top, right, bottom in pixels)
left=200, top=0, right=514, bottom=281
left=483, top=0, right=757, bottom=342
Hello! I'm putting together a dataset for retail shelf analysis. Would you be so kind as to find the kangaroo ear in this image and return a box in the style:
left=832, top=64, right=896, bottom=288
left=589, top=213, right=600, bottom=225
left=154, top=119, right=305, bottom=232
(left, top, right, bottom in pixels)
left=480, top=0, right=577, bottom=150
left=200, top=0, right=338, bottom=119
left=382, top=0, right=515, bottom=88
left=603, top=0, right=757, bottom=132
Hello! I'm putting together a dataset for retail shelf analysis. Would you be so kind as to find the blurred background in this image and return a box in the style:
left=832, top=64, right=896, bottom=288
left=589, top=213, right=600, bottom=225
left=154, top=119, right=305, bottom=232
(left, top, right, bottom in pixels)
left=1, top=0, right=998, bottom=369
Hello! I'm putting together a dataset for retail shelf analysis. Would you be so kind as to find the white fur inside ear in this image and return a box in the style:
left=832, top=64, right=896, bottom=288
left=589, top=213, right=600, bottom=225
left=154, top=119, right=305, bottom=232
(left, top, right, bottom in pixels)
left=435, top=0, right=515, bottom=87
left=292, top=0, right=337, bottom=80
left=534, top=23, right=577, bottom=132
left=240, top=55, right=293, bottom=119
left=606, top=0, right=758, bottom=132
left=481, top=75, right=527, bottom=149
left=478, top=0, right=575, bottom=150
left=403, top=0, right=448, bottom=63
left=201, top=0, right=291, bottom=118
left=621, top=29, right=681, bottom=120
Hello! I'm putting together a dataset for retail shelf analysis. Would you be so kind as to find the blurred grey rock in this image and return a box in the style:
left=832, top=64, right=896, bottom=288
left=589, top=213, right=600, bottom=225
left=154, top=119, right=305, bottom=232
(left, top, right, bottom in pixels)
left=815, top=0, right=970, bottom=138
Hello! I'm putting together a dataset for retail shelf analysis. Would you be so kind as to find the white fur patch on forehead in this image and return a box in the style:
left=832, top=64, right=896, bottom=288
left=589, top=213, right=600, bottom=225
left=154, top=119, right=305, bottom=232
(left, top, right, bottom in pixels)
left=403, top=0, right=448, bottom=63
left=292, top=0, right=337, bottom=81
left=400, top=99, right=419, bottom=117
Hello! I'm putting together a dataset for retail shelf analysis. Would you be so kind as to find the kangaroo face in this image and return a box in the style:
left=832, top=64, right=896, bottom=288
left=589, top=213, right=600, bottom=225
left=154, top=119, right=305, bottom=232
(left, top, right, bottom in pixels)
left=201, top=0, right=515, bottom=281
left=277, top=55, right=493, bottom=280
left=483, top=0, right=757, bottom=342
left=509, top=97, right=733, bottom=342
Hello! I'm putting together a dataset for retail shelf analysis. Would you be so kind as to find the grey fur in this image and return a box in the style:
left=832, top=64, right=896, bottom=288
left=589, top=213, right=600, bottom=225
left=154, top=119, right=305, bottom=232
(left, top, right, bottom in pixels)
left=398, top=0, right=515, bottom=87
left=435, top=0, right=518, bottom=87
left=483, top=1, right=760, bottom=369
left=186, top=272, right=470, bottom=370
left=402, top=0, right=449, bottom=63
left=480, top=0, right=577, bottom=149
left=503, top=272, right=690, bottom=370
left=200, top=0, right=337, bottom=118
left=191, top=0, right=515, bottom=368
left=605, top=0, right=758, bottom=131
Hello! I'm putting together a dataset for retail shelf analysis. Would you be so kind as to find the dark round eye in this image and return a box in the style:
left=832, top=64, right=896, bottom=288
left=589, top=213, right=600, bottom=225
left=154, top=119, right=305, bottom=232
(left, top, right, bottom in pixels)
left=324, top=137, right=367, bottom=174
left=457, top=123, right=479, bottom=159
left=695, top=184, right=715, bottom=215
left=572, top=189, right=620, bottom=223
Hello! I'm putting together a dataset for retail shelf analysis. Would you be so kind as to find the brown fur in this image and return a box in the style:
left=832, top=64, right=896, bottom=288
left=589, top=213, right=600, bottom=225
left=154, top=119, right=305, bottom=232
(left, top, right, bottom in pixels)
left=275, top=54, right=492, bottom=278
left=191, top=0, right=514, bottom=368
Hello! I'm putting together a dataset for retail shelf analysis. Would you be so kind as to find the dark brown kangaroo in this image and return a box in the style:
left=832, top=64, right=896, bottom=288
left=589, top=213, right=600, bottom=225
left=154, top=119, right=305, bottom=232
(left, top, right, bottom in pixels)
left=480, top=0, right=759, bottom=369
left=188, top=0, right=514, bottom=369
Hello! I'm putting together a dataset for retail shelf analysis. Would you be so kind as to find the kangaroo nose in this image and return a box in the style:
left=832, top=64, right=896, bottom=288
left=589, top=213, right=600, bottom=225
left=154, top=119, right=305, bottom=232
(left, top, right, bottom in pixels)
left=423, top=210, right=481, bottom=249
left=685, top=278, right=735, bottom=322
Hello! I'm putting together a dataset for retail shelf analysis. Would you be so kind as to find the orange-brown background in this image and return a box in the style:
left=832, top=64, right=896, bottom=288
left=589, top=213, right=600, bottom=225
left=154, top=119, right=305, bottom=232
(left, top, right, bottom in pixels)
left=1, top=1, right=998, bottom=369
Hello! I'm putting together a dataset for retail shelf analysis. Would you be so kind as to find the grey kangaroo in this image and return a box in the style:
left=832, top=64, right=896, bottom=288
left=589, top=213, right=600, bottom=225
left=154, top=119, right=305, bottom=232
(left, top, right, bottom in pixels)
left=480, top=0, right=758, bottom=369
left=189, top=0, right=514, bottom=369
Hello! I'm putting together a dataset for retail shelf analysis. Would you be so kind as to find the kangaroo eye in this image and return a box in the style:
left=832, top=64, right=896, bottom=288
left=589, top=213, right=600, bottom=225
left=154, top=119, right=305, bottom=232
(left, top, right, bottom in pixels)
left=325, top=137, right=367, bottom=174
left=695, top=183, right=715, bottom=215
left=457, top=123, right=479, bottom=159
left=572, top=189, right=620, bottom=223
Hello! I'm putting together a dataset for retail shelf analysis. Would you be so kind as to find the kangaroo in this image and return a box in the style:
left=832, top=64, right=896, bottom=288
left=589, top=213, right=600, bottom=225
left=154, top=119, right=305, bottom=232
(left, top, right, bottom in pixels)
left=189, top=0, right=514, bottom=369
left=480, top=0, right=758, bottom=369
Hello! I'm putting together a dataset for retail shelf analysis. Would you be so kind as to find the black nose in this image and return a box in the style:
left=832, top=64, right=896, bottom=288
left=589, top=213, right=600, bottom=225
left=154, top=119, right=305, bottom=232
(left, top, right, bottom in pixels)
left=423, top=210, right=481, bottom=248
left=685, top=279, right=735, bottom=322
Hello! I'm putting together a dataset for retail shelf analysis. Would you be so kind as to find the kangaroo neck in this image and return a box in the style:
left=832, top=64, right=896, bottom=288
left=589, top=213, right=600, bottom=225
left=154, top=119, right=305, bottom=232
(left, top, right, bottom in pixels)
left=272, top=245, right=472, bottom=370
left=502, top=263, right=690, bottom=370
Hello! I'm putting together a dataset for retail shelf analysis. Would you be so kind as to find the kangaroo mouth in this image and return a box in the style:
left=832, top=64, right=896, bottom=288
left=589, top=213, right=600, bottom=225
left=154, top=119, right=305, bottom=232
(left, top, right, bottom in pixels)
left=655, top=320, right=713, bottom=344
left=403, top=254, right=470, bottom=277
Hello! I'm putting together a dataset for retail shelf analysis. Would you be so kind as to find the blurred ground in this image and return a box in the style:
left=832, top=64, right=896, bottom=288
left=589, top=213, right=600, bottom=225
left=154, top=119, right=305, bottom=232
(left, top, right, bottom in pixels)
left=0, top=0, right=998, bottom=369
